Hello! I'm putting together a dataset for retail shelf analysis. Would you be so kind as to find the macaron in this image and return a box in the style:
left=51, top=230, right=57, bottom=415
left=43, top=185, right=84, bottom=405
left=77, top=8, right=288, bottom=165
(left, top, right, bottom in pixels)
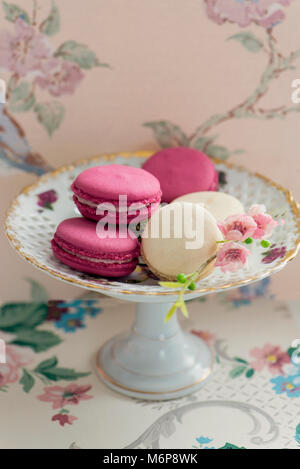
left=142, top=147, right=218, bottom=203
left=172, top=192, right=244, bottom=222
left=72, top=164, right=162, bottom=223
left=141, top=202, right=223, bottom=281
left=51, top=217, right=140, bottom=277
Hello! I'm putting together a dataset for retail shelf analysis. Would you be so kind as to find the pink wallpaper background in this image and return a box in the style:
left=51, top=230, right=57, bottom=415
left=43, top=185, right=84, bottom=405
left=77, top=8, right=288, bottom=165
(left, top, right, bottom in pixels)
left=0, top=0, right=299, bottom=301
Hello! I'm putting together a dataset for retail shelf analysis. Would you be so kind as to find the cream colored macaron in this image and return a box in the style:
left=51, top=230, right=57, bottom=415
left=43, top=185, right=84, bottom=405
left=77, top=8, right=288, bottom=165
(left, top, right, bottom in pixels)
left=172, top=192, right=244, bottom=222
left=141, top=202, right=223, bottom=281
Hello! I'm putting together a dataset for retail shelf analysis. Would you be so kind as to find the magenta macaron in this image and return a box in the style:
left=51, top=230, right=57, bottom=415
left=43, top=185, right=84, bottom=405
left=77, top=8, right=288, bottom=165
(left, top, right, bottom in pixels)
left=51, top=217, right=140, bottom=278
left=142, top=147, right=219, bottom=203
left=72, top=164, right=161, bottom=223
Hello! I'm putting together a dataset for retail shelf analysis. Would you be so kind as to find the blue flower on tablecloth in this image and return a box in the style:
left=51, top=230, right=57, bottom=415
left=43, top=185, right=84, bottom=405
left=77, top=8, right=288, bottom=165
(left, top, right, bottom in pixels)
left=271, top=374, right=300, bottom=398
left=196, top=436, right=213, bottom=445
left=225, top=278, right=272, bottom=308
left=51, top=300, right=102, bottom=332
left=55, top=310, right=86, bottom=333
left=57, top=300, right=102, bottom=318
left=81, top=300, right=103, bottom=317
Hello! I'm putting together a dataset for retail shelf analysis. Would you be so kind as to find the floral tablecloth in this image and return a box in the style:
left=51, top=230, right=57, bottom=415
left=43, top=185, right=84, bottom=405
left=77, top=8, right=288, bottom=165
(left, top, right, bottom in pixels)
left=0, top=278, right=299, bottom=449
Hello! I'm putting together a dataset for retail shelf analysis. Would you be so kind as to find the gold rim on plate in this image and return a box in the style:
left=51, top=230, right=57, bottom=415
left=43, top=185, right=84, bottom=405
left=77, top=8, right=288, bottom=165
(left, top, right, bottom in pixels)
left=4, top=151, right=300, bottom=297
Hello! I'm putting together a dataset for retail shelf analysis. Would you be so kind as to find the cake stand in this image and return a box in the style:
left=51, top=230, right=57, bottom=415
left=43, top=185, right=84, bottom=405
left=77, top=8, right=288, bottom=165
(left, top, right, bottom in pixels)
left=5, top=151, right=300, bottom=400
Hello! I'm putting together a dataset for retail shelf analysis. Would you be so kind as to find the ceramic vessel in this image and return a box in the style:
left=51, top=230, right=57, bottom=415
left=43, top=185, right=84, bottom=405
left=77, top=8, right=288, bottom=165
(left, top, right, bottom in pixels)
left=5, top=151, right=300, bottom=400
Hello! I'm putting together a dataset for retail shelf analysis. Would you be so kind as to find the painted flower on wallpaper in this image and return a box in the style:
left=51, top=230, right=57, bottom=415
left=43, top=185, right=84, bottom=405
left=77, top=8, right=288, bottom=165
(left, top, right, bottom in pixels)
left=35, top=59, right=84, bottom=97
left=145, top=1, right=300, bottom=160
left=0, top=1, right=109, bottom=175
left=0, top=17, right=52, bottom=76
left=204, top=0, right=294, bottom=29
left=0, top=344, right=34, bottom=389
left=249, top=343, right=290, bottom=375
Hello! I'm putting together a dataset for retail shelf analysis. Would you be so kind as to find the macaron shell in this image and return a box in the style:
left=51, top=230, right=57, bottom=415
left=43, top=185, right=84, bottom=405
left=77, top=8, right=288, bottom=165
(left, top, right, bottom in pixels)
left=73, top=194, right=160, bottom=224
left=51, top=217, right=140, bottom=278
left=142, top=147, right=218, bottom=203
left=72, top=164, right=161, bottom=202
left=55, top=217, right=139, bottom=256
left=172, top=192, right=244, bottom=222
left=51, top=239, right=137, bottom=277
left=141, top=203, right=223, bottom=281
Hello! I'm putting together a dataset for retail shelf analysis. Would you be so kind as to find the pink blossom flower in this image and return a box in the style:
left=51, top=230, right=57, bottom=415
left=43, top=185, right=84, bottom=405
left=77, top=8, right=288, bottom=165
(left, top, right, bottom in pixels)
left=204, top=0, right=293, bottom=29
left=249, top=344, right=290, bottom=375
left=218, top=214, right=257, bottom=241
left=215, top=241, right=250, bottom=273
left=52, top=413, right=78, bottom=426
left=0, top=345, right=34, bottom=388
left=0, top=18, right=52, bottom=77
left=38, top=383, right=93, bottom=410
left=191, top=330, right=216, bottom=347
left=248, top=204, right=278, bottom=239
left=35, top=59, right=84, bottom=97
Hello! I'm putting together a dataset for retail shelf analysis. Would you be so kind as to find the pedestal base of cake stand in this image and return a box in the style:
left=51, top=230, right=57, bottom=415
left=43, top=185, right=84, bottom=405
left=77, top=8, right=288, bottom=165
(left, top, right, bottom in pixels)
left=96, top=301, right=213, bottom=400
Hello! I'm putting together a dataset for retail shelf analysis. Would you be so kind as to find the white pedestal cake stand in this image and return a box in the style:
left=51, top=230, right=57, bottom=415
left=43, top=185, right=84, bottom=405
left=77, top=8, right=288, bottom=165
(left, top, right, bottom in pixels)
left=5, top=151, right=300, bottom=400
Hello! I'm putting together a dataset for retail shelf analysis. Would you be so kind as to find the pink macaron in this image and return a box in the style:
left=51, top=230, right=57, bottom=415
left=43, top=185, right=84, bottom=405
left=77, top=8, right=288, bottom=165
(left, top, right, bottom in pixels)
left=142, top=147, right=219, bottom=203
left=72, top=164, right=162, bottom=224
left=51, top=217, right=140, bottom=277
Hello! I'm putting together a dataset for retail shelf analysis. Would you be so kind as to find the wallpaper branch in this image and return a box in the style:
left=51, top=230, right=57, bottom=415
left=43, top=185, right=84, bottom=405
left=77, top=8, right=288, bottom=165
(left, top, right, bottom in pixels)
left=145, top=1, right=300, bottom=159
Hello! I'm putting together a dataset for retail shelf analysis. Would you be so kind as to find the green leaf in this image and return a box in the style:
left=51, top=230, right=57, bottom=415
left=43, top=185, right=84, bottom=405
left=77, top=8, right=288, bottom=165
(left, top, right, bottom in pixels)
left=234, top=357, right=248, bottom=365
left=8, top=82, right=35, bottom=112
left=26, top=278, right=49, bottom=302
left=40, top=1, right=60, bottom=36
left=206, top=144, right=230, bottom=160
left=180, top=301, right=189, bottom=318
left=39, top=367, right=90, bottom=381
left=164, top=303, right=178, bottom=323
left=229, top=365, right=247, bottom=379
left=34, top=101, right=65, bottom=136
left=19, top=369, right=35, bottom=393
left=2, top=2, right=30, bottom=23
left=218, top=443, right=246, bottom=450
left=228, top=32, right=263, bottom=53
left=54, top=40, right=109, bottom=69
left=0, top=303, right=48, bottom=332
left=144, top=121, right=189, bottom=148
left=287, top=347, right=296, bottom=357
left=34, top=356, right=58, bottom=372
left=246, top=368, right=255, bottom=379
left=12, top=330, right=62, bottom=352
left=159, top=282, right=181, bottom=289
left=191, top=135, right=216, bottom=151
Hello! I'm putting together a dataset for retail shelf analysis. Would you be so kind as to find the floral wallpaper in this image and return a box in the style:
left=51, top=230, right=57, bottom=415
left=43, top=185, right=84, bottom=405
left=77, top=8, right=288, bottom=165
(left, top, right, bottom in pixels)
left=0, top=0, right=108, bottom=174
left=145, top=0, right=300, bottom=158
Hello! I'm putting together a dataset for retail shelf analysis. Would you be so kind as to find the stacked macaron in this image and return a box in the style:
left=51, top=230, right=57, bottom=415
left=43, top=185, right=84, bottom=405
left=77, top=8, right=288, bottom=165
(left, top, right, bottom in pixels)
left=139, top=147, right=244, bottom=281
left=51, top=164, right=162, bottom=277
left=51, top=148, right=244, bottom=282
